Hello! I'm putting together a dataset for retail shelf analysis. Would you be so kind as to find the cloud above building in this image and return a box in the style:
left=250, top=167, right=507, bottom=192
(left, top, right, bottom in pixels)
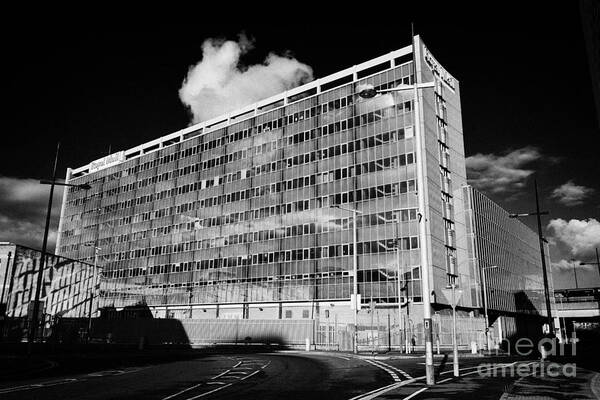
left=0, top=176, right=62, bottom=251
left=551, top=259, right=593, bottom=271
left=179, top=35, right=314, bottom=124
left=465, top=146, right=546, bottom=194
left=547, top=218, right=600, bottom=260
left=550, top=180, right=595, bottom=206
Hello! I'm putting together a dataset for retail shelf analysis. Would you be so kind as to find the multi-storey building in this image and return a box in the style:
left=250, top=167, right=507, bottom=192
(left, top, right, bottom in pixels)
left=462, top=185, right=555, bottom=342
left=56, top=36, right=539, bottom=345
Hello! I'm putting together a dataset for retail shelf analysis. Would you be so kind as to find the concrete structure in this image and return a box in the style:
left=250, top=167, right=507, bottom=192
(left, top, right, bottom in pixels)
left=0, top=243, right=96, bottom=320
left=462, top=186, right=556, bottom=345
left=54, top=36, right=548, bottom=347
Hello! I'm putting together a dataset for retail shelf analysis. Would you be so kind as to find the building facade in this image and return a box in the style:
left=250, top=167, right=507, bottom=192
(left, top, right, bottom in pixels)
left=56, top=36, right=479, bottom=338
left=462, top=186, right=556, bottom=342
left=0, top=243, right=96, bottom=320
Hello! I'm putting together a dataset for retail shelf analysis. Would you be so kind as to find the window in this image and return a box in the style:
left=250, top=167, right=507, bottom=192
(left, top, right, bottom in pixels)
left=302, top=310, right=310, bottom=318
left=285, top=310, right=292, bottom=319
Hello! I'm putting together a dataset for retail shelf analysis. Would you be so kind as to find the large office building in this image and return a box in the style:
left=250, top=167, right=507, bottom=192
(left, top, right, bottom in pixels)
left=55, top=36, right=549, bottom=346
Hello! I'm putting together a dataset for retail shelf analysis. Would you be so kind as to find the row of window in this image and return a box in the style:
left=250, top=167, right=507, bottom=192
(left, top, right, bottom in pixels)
left=67, top=102, right=413, bottom=207
left=105, top=237, right=419, bottom=278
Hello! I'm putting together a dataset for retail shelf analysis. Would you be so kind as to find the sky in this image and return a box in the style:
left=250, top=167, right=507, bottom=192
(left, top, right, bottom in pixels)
left=1, top=5, right=599, bottom=289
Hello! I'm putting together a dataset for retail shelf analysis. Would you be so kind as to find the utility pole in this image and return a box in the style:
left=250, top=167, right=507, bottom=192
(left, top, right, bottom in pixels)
left=509, top=179, right=553, bottom=333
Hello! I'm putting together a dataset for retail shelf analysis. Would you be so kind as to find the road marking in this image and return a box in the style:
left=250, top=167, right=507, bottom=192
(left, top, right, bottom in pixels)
left=403, top=387, right=428, bottom=400
left=438, top=377, right=452, bottom=383
left=364, top=359, right=401, bottom=381
left=185, top=383, right=233, bottom=399
left=0, top=379, right=78, bottom=394
left=371, top=360, right=413, bottom=379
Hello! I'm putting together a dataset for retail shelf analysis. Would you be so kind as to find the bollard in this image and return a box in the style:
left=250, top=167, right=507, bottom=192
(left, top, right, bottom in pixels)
left=305, top=338, right=310, bottom=352
left=471, top=341, right=477, bottom=354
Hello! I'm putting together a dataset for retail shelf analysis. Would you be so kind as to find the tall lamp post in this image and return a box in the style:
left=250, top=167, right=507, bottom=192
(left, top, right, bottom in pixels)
left=580, top=248, right=600, bottom=314
left=481, top=265, right=498, bottom=353
left=83, top=244, right=102, bottom=339
left=508, top=179, right=553, bottom=335
left=28, top=142, right=91, bottom=353
left=332, top=204, right=362, bottom=353
left=357, top=52, right=436, bottom=383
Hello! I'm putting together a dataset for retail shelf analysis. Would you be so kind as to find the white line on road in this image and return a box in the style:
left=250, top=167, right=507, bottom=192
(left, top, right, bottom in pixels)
left=185, top=383, right=233, bottom=399
left=403, top=387, right=428, bottom=400
left=0, top=379, right=78, bottom=394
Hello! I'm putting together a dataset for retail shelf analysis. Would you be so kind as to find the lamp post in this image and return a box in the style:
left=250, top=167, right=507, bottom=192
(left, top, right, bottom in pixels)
left=443, top=273, right=462, bottom=377
left=481, top=265, right=498, bottom=353
left=508, top=179, right=553, bottom=334
left=579, top=248, right=600, bottom=282
left=357, top=56, right=436, bottom=384
left=570, top=259, right=579, bottom=289
left=391, top=208, right=411, bottom=353
left=28, top=143, right=91, bottom=353
left=83, top=244, right=101, bottom=340
left=332, top=204, right=362, bottom=353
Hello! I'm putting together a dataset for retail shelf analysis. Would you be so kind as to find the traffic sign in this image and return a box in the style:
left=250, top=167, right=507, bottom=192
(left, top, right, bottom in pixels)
left=441, top=288, right=463, bottom=308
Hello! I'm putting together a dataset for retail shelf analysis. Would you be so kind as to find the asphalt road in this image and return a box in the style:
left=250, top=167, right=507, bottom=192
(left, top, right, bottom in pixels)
left=0, top=352, right=537, bottom=400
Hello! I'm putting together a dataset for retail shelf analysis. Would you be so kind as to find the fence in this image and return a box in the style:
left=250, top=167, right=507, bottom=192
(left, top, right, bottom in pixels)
left=39, top=312, right=486, bottom=351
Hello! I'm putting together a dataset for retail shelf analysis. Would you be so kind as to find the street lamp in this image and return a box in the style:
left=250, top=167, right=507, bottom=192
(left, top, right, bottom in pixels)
left=83, top=244, right=102, bottom=340
left=579, top=248, right=600, bottom=281
left=331, top=204, right=362, bottom=354
left=481, top=265, right=498, bottom=353
left=443, top=273, right=462, bottom=377
left=570, top=259, right=579, bottom=289
left=28, top=143, right=92, bottom=353
left=391, top=208, right=411, bottom=353
left=508, top=179, right=554, bottom=335
left=357, top=62, right=436, bottom=384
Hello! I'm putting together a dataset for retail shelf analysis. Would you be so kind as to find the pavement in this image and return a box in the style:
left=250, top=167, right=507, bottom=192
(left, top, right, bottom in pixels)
left=0, top=345, right=597, bottom=399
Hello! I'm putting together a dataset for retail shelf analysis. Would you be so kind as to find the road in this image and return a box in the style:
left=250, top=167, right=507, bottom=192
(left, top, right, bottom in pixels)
left=0, top=352, right=539, bottom=399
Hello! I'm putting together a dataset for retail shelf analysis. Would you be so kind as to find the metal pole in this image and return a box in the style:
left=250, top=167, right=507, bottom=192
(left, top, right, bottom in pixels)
left=396, top=244, right=403, bottom=352
left=452, top=283, right=459, bottom=377
left=534, top=180, right=553, bottom=332
left=87, top=248, right=98, bottom=338
left=352, top=209, right=359, bottom=354
left=572, top=259, right=579, bottom=289
left=28, top=142, right=60, bottom=353
left=482, top=266, right=491, bottom=353
left=1, top=252, right=12, bottom=308
left=596, top=248, right=600, bottom=280
left=412, top=29, right=435, bottom=385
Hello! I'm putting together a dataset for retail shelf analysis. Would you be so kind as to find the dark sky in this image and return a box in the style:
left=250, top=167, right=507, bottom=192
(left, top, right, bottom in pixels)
left=2, top=5, right=599, bottom=288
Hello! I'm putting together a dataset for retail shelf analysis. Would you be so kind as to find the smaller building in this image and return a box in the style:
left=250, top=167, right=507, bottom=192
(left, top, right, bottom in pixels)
left=0, top=243, right=97, bottom=320
left=462, top=185, right=557, bottom=346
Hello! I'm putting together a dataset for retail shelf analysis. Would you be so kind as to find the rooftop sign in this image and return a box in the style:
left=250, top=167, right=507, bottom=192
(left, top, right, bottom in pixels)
left=89, top=151, right=125, bottom=173
left=423, top=45, right=456, bottom=91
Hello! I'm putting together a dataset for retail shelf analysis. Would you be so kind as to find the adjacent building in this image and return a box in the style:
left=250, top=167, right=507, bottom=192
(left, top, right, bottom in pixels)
left=54, top=36, right=552, bottom=347
left=0, top=243, right=96, bottom=320
left=462, top=186, right=556, bottom=343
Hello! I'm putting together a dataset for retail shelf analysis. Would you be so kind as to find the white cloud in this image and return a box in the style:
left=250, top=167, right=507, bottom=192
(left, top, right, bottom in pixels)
left=465, top=146, right=544, bottom=194
left=551, top=259, right=593, bottom=271
left=0, top=176, right=63, bottom=251
left=179, top=35, right=314, bottom=123
left=547, top=218, right=600, bottom=259
left=550, top=180, right=595, bottom=206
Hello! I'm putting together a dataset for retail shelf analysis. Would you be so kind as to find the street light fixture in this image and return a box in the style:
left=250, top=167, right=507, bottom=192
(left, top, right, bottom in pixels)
left=331, top=204, right=362, bottom=354
left=481, top=265, right=498, bottom=353
left=357, top=52, right=437, bottom=383
left=28, top=143, right=92, bottom=353
left=83, top=243, right=102, bottom=340
left=508, top=179, right=554, bottom=335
